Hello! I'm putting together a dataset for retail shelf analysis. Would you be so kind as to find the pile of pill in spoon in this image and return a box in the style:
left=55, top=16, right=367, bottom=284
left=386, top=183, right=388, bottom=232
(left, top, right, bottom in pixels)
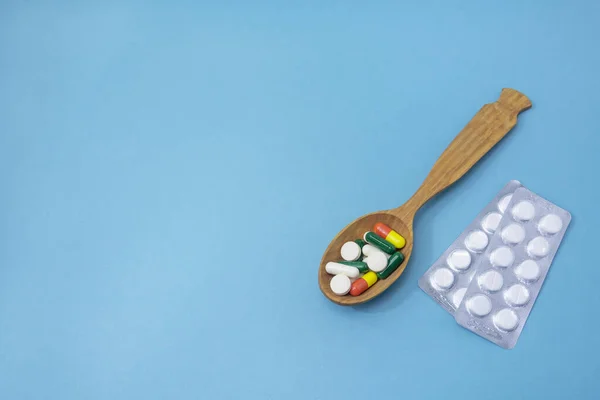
left=326, top=223, right=406, bottom=296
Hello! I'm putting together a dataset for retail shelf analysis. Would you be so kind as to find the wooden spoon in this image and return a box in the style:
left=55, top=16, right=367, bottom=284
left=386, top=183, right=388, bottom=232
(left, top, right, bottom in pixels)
left=318, top=88, right=532, bottom=305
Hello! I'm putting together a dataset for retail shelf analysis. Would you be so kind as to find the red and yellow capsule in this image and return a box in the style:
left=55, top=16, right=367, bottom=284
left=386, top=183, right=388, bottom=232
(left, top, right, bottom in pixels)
left=374, top=223, right=406, bottom=249
left=350, top=271, right=378, bottom=296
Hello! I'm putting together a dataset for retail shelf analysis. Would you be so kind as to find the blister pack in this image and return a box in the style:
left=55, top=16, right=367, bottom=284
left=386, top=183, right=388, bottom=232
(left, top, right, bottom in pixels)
left=418, top=180, right=522, bottom=315
left=454, top=187, right=571, bottom=348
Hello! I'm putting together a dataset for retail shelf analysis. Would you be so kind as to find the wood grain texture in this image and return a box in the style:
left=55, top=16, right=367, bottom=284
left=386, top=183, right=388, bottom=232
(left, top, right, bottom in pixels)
left=319, top=88, right=532, bottom=306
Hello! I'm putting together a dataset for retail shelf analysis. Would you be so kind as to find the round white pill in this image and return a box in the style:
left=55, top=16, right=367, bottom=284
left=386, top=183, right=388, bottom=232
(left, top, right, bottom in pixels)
left=527, top=236, right=550, bottom=258
left=514, top=259, right=541, bottom=282
left=478, top=270, right=504, bottom=292
left=330, top=274, right=351, bottom=295
left=452, top=288, right=467, bottom=308
left=431, top=268, right=455, bottom=290
left=366, top=251, right=388, bottom=272
left=494, top=308, right=519, bottom=331
left=489, top=246, right=514, bottom=268
left=538, top=214, right=563, bottom=235
left=481, top=212, right=502, bottom=234
left=498, top=194, right=513, bottom=213
left=465, top=230, right=489, bottom=253
left=361, top=244, right=376, bottom=257
left=501, top=223, right=526, bottom=245
left=341, top=241, right=361, bottom=261
left=511, top=200, right=536, bottom=221
left=467, top=294, right=492, bottom=317
left=447, top=249, right=472, bottom=271
left=362, top=244, right=390, bottom=259
left=505, top=284, right=530, bottom=306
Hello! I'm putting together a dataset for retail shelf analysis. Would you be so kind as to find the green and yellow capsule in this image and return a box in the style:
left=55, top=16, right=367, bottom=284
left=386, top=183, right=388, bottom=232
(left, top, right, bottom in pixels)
left=364, top=231, right=395, bottom=254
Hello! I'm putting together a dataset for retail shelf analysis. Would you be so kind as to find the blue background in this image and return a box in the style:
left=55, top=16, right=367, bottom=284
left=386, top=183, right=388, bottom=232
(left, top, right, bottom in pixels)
left=1, top=1, right=599, bottom=399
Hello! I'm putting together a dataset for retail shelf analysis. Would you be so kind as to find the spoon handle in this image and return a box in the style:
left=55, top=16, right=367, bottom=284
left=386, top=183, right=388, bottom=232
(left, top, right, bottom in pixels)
left=394, top=88, right=531, bottom=220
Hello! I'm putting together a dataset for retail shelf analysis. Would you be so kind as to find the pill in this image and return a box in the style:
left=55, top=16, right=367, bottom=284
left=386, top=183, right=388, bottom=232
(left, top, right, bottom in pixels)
left=354, top=239, right=367, bottom=248
left=325, top=262, right=360, bottom=278
left=538, top=214, right=563, bottom=235
left=452, top=288, right=467, bottom=308
left=464, top=230, right=489, bottom=252
left=511, top=200, right=536, bottom=221
left=373, top=222, right=406, bottom=249
left=431, top=268, right=455, bottom=290
left=338, top=261, right=369, bottom=273
left=527, top=236, right=550, bottom=258
left=447, top=249, right=471, bottom=271
left=505, top=284, right=530, bottom=306
left=514, top=259, right=541, bottom=282
left=362, top=244, right=391, bottom=259
left=364, top=232, right=395, bottom=254
left=501, top=223, right=526, bottom=245
left=498, top=194, right=513, bottom=213
left=478, top=270, right=504, bottom=292
left=467, top=294, right=492, bottom=317
left=366, top=251, right=388, bottom=272
left=494, top=308, right=519, bottom=331
left=330, top=274, right=352, bottom=295
left=341, top=241, right=362, bottom=261
left=350, top=271, right=378, bottom=296
left=377, top=252, right=405, bottom=279
left=489, top=246, right=514, bottom=268
left=481, top=212, right=502, bottom=234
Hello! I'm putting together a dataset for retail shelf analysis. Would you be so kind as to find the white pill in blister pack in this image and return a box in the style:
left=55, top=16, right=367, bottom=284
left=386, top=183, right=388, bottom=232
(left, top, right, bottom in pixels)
left=455, top=186, right=571, bottom=349
left=511, top=200, right=536, bottom=221
left=447, top=250, right=472, bottom=271
left=497, top=194, right=513, bottom=214
left=481, top=212, right=502, bottom=233
left=452, top=288, right=467, bottom=308
left=504, top=284, right=530, bottom=306
left=489, top=246, right=514, bottom=268
left=538, top=214, right=563, bottom=235
left=418, top=180, right=522, bottom=315
left=494, top=308, right=519, bottom=331
left=527, top=236, right=550, bottom=258
left=478, top=270, right=504, bottom=292
left=465, top=230, right=489, bottom=252
left=501, top=223, right=526, bottom=245
left=514, top=259, right=540, bottom=282
left=467, top=294, right=492, bottom=317
left=432, top=268, right=455, bottom=289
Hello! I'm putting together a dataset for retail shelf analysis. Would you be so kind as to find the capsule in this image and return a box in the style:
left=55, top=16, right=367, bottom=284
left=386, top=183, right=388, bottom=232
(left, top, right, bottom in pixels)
left=374, top=223, right=406, bottom=249
left=364, top=231, right=395, bottom=254
left=377, top=252, right=405, bottom=279
left=325, top=262, right=360, bottom=279
left=354, top=239, right=367, bottom=248
left=338, top=261, right=369, bottom=273
left=350, top=271, right=378, bottom=296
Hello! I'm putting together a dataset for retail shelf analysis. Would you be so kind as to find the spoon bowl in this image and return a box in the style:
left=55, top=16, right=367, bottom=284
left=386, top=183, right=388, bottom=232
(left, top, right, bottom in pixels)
left=319, top=210, right=413, bottom=305
left=318, top=88, right=532, bottom=305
